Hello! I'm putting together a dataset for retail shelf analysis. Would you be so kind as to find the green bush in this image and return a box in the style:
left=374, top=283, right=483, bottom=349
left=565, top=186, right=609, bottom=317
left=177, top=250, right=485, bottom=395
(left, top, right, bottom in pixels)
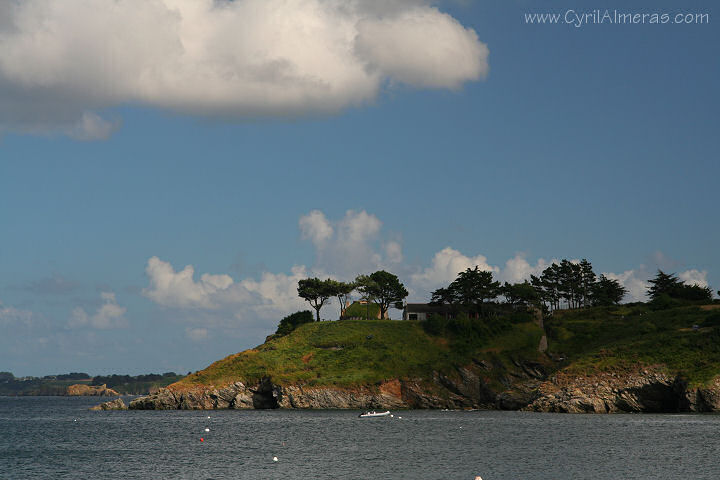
left=276, top=311, right=314, bottom=335
left=702, top=313, right=720, bottom=328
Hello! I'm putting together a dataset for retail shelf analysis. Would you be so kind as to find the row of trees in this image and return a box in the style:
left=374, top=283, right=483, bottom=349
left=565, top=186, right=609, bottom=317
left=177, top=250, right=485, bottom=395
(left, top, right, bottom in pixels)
left=430, top=260, right=714, bottom=314
left=430, top=259, right=628, bottom=313
left=297, top=270, right=408, bottom=321
left=529, top=259, right=627, bottom=310
left=648, top=270, right=713, bottom=302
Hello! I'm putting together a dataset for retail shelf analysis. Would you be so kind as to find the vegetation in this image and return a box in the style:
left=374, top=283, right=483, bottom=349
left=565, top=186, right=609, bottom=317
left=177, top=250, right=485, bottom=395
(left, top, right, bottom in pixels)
left=90, top=372, right=185, bottom=394
left=431, top=266, right=501, bottom=312
left=275, top=310, right=314, bottom=336
left=355, top=271, right=408, bottom=320
left=0, top=371, right=185, bottom=395
left=179, top=317, right=544, bottom=388
left=647, top=270, right=713, bottom=303
left=297, top=277, right=335, bottom=321
left=545, top=304, right=720, bottom=384
left=296, top=270, right=408, bottom=321
left=343, top=301, right=381, bottom=320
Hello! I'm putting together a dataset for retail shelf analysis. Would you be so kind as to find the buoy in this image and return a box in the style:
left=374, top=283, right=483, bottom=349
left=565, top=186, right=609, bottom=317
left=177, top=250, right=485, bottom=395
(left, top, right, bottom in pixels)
left=474, top=476, right=483, bottom=480
left=390, top=414, right=394, bottom=417
left=273, top=456, right=278, bottom=462
left=207, top=416, right=211, bottom=419
left=205, top=428, right=210, bottom=432
left=398, top=416, right=402, bottom=419
left=200, top=438, right=204, bottom=442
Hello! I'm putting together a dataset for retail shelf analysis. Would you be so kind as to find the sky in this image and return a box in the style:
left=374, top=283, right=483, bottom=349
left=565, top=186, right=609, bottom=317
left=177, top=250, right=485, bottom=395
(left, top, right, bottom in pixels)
left=1, top=0, right=718, bottom=377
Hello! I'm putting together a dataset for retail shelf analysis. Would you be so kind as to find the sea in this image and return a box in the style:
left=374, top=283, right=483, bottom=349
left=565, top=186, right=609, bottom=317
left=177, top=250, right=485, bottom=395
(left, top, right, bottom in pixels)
left=1, top=396, right=719, bottom=480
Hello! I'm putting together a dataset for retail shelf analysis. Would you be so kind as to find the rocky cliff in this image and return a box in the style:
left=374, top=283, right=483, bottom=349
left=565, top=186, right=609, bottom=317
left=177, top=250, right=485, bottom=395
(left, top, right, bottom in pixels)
left=128, top=365, right=720, bottom=413
left=525, top=367, right=720, bottom=413
left=67, top=384, right=120, bottom=396
left=128, top=358, right=546, bottom=411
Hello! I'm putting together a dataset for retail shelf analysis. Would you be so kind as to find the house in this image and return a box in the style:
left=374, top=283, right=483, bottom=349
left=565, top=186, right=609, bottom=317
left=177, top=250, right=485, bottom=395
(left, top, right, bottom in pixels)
left=343, top=300, right=389, bottom=319
left=402, top=303, right=453, bottom=321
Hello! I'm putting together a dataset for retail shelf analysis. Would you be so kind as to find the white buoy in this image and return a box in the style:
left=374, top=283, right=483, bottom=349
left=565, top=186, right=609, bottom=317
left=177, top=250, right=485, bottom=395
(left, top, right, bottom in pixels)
left=398, top=416, right=402, bottom=419
left=273, top=456, right=278, bottom=462
left=205, top=428, right=210, bottom=432
left=207, top=416, right=211, bottom=419
left=390, top=414, right=394, bottom=417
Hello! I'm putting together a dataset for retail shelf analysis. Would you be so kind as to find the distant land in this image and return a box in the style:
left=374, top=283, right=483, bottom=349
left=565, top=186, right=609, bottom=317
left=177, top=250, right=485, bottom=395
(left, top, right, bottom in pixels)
left=0, top=372, right=185, bottom=396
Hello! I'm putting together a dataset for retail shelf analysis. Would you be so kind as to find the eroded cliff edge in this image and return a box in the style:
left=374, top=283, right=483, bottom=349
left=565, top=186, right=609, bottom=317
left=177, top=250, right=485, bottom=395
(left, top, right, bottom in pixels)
left=128, top=367, right=720, bottom=413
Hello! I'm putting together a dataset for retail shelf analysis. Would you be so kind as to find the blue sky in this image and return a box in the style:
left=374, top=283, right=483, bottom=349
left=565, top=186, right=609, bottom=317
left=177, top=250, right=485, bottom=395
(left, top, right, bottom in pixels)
left=1, top=0, right=718, bottom=376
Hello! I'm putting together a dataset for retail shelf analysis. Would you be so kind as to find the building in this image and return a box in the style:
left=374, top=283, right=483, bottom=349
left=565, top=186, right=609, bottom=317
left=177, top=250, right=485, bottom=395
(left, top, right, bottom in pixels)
left=402, top=303, right=453, bottom=321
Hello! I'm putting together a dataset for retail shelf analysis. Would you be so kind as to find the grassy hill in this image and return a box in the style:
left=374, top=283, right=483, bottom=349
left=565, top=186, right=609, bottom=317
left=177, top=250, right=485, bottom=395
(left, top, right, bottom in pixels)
left=178, top=316, right=544, bottom=389
left=175, top=303, right=720, bottom=391
left=546, top=303, right=720, bottom=384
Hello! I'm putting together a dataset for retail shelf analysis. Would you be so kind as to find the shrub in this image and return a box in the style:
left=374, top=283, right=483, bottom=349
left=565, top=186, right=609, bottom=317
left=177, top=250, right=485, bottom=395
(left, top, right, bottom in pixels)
left=702, top=313, right=720, bottom=328
left=276, top=311, right=314, bottom=336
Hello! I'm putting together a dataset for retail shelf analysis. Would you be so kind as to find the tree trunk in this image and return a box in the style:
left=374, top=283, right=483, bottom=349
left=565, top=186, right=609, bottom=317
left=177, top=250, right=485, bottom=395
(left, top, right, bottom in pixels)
left=314, top=307, right=321, bottom=322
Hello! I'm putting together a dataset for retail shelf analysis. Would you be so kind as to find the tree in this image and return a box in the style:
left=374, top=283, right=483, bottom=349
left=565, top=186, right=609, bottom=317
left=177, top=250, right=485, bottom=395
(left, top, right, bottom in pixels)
left=430, top=267, right=500, bottom=313
left=355, top=270, right=408, bottom=320
left=327, top=280, right=355, bottom=318
left=647, top=270, right=683, bottom=300
left=276, top=310, right=314, bottom=335
left=450, top=267, right=501, bottom=310
left=297, top=277, right=335, bottom=321
left=578, top=259, right=597, bottom=308
left=502, top=281, right=540, bottom=308
left=591, top=275, right=627, bottom=306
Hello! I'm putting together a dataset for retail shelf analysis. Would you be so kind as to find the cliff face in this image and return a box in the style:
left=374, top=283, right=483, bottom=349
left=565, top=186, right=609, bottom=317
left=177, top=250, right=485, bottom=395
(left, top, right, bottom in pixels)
left=525, top=368, right=720, bottom=413
left=128, top=367, right=720, bottom=413
left=128, top=360, right=543, bottom=411
left=67, top=384, right=120, bottom=396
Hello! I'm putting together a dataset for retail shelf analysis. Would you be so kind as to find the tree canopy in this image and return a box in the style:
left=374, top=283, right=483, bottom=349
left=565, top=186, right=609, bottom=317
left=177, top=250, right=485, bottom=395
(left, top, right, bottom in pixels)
left=647, top=270, right=712, bottom=303
left=431, top=267, right=500, bottom=312
left=297, top=277, right=335, bottom=321
left=355, top=270, right=408, bottom=320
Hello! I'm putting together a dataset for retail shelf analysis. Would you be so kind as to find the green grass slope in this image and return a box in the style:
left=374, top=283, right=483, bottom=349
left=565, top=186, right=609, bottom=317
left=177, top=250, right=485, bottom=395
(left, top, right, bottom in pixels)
left=546, top=304, right=720, bottom=385
left=175, top=303, right=720, bottom=392
left=179, top=318, right=544, bottom=389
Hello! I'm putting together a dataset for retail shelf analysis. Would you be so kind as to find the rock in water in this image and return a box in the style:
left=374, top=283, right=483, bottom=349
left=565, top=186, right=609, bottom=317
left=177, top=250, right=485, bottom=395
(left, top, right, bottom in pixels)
left=90, top=398, right=128, bottom=411
left=67, top=384, right=121, bottom=396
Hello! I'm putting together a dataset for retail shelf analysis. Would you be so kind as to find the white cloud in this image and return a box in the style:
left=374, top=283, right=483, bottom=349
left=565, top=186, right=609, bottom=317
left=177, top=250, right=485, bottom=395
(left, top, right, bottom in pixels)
left=355, top=7, right=488, bottom=89
left=679, top=269, right=708, bottom=288
left=498, top=254, right=551, bottom=284
left=410, top=247, right=498, bottom=292
left=142, top=257, right=308, bottom=320
left=0, top=301, right=34, bottom=327
left=185, top=327, right=209, bottom=341
left=67, top=112, right=119, bottom=141
left=69, top=292, right=127, bottom=329
left=603, top=270, right=648, bottom=303
left=303, top=209, right=397, bottom=278
left=299, top=210, right=334, bottom=246
left=384, top=240, right=404, bottom=264
left=143, top=256, right=236, bottom=309
left=0, top=0, right=488, bottom=137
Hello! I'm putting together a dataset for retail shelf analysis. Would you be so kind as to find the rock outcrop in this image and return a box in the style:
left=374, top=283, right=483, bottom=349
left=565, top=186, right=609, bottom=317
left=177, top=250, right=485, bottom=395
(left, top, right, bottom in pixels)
left=525, top=368, right=720, bottom=413
left=67, top=384, right=120, bottom=396
left=90, top=398, right=128, bottom=410
left=127, top=363, right=720, bottom=413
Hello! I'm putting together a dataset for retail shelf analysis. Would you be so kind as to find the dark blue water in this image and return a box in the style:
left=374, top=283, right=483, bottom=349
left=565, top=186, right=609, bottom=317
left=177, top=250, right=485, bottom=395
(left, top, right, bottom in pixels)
left=2, top=396, right=720, bottom=479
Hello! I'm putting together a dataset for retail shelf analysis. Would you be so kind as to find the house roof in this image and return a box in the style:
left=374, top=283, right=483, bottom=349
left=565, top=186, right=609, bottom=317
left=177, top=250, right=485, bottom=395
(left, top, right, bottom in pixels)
left=404, top=303, right=452, bottom=314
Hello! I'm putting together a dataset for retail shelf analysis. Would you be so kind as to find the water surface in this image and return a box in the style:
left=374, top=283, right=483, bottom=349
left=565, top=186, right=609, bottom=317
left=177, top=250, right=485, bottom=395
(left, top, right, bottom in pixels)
left=1, top=396, right=719, bottom=479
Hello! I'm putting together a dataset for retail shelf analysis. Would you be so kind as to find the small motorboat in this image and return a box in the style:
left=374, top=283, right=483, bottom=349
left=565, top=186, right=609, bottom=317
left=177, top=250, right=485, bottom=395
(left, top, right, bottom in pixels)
left=358, top=410, right=391, bottom=418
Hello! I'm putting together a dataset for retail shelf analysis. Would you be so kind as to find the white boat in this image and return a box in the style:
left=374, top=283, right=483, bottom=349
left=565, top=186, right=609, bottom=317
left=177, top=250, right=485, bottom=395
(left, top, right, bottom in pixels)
left=358, top=410, right=391, bottom=418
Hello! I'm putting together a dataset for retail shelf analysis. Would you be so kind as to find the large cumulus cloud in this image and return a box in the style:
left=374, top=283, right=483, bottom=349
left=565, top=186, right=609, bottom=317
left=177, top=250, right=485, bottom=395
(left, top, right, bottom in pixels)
left=0, top=0, right=489, bottom=138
